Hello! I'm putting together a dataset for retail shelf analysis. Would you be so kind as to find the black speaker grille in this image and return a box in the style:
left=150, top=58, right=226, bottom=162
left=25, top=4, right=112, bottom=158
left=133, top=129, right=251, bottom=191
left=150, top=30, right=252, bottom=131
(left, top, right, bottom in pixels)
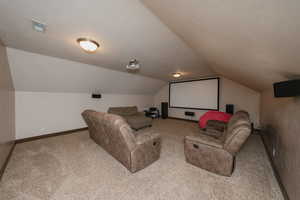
left=161, top=102, right=168, bottom=119
left=226, top=104, right=234, bottom=114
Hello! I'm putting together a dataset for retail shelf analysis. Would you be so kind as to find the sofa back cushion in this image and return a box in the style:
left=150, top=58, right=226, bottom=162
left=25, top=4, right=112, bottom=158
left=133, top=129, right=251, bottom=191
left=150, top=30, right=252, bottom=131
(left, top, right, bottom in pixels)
left=108, top=106, right=138, bottom=116
left=223, top=111, right=251, bottom=155
left=82, top=110, right=137, bottom=152
left=226, top=110, right=249, bottom=129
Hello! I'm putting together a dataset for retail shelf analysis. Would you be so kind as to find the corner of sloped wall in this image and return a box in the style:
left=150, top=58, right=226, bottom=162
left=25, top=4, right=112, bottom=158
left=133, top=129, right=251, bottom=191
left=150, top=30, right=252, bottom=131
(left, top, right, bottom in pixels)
left=0, top=43, right=15, bottom=172
left=220, top=77, right=261, bottom=127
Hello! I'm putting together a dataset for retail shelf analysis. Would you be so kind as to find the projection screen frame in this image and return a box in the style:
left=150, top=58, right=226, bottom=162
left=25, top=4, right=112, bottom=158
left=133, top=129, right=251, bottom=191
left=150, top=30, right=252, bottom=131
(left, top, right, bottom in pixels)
left=169, top=77, right=220, bottom=111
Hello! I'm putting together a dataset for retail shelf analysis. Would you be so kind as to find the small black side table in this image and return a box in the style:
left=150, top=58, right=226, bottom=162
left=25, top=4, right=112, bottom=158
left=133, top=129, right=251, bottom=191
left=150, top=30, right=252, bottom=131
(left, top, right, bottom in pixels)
left=144, top=108, right=160, bottom=119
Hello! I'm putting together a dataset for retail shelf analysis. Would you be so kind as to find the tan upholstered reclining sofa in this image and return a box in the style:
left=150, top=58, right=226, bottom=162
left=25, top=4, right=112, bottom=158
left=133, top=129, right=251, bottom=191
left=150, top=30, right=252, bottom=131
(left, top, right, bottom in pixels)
left=184, top=111, right=251, bottom=176
left=108, top=106, right=152, bottom=130
left=82, top=110, right=161, bottom=173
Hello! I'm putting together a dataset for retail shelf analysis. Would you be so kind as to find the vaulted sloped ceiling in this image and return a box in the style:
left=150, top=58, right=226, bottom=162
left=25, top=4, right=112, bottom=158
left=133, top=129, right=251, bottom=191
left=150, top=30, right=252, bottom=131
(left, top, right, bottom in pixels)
left=0, top=0, right=214, bottom=86
left=7, top=48, right=166, bottom=94
left=142, top=0, right=300, bottom=91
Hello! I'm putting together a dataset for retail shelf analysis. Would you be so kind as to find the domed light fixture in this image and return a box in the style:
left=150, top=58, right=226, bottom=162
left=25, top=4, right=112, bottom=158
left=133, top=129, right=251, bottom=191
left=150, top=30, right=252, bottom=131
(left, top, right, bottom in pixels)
left=126, top=59, right=140, bottom=70
left=77, top=38, right=99, bottom=53
left=173, top=72, right=181, bottom=78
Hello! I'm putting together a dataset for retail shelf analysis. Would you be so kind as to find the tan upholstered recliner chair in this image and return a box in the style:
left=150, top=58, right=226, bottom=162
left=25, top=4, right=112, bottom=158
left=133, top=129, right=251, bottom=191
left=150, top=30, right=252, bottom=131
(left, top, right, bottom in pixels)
left=184, top=111, right=251, bottom=176
left=82, top=110, right=161, bottom=173
left=202, top=111, right=250, bottom=138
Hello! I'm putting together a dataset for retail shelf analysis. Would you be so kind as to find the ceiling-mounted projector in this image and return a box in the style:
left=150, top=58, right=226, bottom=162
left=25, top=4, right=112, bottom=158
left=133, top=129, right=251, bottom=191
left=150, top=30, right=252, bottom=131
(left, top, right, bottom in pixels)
left=126, top=59, right=140, bottom=70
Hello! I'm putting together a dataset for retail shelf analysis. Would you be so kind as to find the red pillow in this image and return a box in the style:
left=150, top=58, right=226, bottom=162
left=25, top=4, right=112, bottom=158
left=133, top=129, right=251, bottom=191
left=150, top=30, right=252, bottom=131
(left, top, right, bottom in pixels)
left=199, top=111, right=232, bottom=128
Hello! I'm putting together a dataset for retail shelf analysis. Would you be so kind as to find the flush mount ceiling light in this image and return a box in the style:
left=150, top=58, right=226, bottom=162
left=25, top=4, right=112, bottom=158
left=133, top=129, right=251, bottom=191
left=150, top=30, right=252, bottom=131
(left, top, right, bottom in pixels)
left=77, top=38, right=99, bottom=53
left=173, top=73, right=181, bottom=78
left=126, top=59, right=140, bottom=70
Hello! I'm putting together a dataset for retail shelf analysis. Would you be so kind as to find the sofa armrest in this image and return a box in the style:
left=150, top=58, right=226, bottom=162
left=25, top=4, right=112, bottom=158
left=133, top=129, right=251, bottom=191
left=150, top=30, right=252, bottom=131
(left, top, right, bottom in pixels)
left=136, top=131, right=160, bottom=145
left=184, top=136, right=234, bottom=176
left=185, top=134, right=223, bottom=149
left=130, top=132, right=161, bottom=172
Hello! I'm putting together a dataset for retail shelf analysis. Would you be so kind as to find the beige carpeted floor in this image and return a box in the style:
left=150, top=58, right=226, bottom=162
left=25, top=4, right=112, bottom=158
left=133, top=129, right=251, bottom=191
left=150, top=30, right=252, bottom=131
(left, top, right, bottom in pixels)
left=0, top=119, right=283, bottom=200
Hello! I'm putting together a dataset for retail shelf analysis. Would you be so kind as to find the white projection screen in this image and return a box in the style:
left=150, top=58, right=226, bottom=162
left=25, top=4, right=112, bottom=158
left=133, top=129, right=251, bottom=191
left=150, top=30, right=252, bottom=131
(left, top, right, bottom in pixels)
left=169, top=78, right=219, bottom=110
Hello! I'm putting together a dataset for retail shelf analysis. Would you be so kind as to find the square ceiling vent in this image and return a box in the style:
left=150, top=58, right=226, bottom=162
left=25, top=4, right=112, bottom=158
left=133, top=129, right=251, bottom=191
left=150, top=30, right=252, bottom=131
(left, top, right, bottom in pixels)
left=31, top=19, right=46, bottom=33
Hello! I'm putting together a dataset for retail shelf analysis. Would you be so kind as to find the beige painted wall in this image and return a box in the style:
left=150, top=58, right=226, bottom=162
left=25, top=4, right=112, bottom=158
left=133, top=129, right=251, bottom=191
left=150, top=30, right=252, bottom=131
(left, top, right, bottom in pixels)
left=8, top=47, right=160, bottom=140
left=260, top=89, right=300, bottom=200
left=154, top=77, right=260, bottom=127
left=0, top=43, right=15, bottom=170
left=15, top=91, right=153, bottom=139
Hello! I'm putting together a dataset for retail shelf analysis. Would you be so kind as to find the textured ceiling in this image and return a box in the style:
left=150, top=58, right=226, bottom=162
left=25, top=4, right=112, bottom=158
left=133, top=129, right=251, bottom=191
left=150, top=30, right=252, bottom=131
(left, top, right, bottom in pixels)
left=0, top=0, right=214, bottom=82
left=142, top=0, right=300, bottom=91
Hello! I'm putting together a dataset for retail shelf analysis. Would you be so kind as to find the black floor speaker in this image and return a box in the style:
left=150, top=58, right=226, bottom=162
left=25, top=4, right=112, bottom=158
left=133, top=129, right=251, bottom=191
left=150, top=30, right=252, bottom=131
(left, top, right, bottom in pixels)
left=226, top=104, right=234, bottom=114
left=161, top=102, right=168, bottom=119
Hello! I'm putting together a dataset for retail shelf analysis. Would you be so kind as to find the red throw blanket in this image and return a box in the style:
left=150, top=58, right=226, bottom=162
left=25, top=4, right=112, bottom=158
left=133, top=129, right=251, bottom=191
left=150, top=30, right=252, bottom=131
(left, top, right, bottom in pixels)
left=199, top=111, right=232, bottom=128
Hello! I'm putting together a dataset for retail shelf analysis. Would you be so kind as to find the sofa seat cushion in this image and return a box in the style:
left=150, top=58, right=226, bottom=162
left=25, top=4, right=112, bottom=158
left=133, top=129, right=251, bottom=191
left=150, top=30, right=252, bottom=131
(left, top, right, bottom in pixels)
left=200, top=128, right=224, bottom=140
left=125, top=115, right=152, bottom=130
left=185, top=134, right=223, bottom=149
left=206, top=120, right=227, bottom=132
left=108, top=106, right=138, bottom=116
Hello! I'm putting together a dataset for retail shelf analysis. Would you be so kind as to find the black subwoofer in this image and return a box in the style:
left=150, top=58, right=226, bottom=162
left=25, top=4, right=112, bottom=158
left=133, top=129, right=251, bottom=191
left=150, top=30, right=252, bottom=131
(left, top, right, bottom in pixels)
left=161, top=102, right=168, bottom=119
